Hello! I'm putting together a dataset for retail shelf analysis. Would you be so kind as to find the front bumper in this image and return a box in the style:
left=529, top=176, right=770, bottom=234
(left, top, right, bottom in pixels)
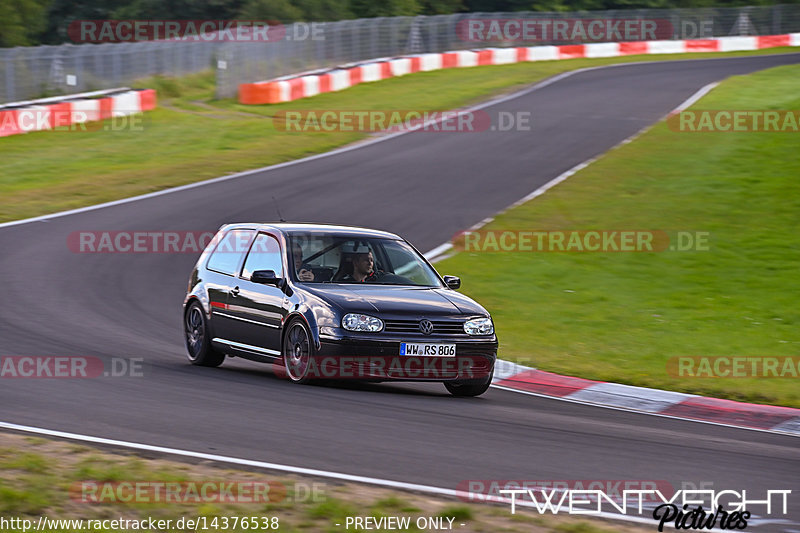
left=313, top=334, right=497, bottom=382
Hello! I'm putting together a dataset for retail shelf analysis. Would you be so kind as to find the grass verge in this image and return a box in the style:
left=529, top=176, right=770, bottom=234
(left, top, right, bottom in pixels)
left=0, top=431, right=646, bottom=533
left=437, top=63, right=800, bottom=407
left=0, top=47, right=797, bottom=222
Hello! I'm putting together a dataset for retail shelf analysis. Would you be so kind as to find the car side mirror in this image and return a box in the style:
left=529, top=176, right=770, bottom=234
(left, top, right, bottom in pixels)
left=251, top=270, right=283, bottom=286
left=443, top=275, right=461, bottom=290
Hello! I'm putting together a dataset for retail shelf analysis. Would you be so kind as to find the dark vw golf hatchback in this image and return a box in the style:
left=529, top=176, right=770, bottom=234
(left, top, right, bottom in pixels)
left=183, top=223, right=498, bottom=396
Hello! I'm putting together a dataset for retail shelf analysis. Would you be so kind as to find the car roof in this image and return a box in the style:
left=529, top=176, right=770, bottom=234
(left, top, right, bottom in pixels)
left=219, top=222, right=402, bottom=240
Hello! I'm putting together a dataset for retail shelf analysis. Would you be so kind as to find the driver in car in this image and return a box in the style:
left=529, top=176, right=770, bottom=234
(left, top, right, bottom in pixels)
left=293, top=243, right=315, bottom=282
left=343, top=251, right=379, bottom=282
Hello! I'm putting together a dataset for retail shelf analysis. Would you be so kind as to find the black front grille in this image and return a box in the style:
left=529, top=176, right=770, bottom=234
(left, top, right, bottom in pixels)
left=383, top=319, right=466, bottom=336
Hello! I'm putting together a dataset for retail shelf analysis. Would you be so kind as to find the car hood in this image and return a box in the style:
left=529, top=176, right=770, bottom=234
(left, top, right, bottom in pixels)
left=301, top=284, right=488, bottom=316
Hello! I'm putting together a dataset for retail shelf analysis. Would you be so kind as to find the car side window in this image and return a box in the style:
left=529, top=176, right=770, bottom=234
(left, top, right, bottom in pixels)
left=206, top=229, right=254, bottom=276
left=242, top=234, right=283, bottom=280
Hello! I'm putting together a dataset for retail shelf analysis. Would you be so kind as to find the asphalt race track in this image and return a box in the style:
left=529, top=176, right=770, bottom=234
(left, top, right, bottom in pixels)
left=2, top=54, right=799, bottom=530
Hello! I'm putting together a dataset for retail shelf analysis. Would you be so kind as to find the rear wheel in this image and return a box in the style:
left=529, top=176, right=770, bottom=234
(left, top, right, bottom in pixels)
left=184, top=302, right=225, bottom=367
left=283, top=319, right=314, bottom=384
left=444, top=368, right=493, bottom=397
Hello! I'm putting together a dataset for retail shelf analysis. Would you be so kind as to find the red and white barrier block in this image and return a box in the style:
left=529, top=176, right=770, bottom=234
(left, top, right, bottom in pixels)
left=0, top=89, right=157, bottom=138
left=239, top=32, right=800, bottom=104
left=492, top=361, right=800, bottom=435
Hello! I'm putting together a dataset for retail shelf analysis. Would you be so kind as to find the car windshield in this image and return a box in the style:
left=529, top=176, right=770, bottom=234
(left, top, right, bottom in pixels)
left=288, top=232, right=444, bottom=287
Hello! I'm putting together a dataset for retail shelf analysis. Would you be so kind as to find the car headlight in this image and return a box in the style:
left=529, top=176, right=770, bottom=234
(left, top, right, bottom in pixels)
left=464, top=317, right=494, bottom=336
left=342, top=313, right=384, bottom=332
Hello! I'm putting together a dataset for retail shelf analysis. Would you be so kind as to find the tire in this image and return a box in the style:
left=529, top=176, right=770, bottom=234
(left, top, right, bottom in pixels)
left=283, top=319, right=314, bottom=384
left=444, top=368, right=493, bottom=397
left=184, top=302, right=225, bottom=367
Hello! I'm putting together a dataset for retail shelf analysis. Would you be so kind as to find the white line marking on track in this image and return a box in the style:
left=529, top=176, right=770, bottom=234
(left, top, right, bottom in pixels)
left=673, top=81, right=720, bottom=111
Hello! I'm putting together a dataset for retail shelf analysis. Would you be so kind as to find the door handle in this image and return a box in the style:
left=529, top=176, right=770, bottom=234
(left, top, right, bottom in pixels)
left=231, top=286, right=240, bottom=297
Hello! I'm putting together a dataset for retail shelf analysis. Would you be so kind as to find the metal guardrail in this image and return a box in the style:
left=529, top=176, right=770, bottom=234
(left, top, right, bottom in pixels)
left=1, top=5, right=799, bottom=103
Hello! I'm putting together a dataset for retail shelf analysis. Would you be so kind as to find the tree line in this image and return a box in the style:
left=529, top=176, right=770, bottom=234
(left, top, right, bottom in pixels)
left=1, top=0, right=796, bottom=47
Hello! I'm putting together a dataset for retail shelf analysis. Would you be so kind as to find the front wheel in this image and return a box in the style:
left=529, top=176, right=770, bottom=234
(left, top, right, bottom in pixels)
left=444, top=368, right=493, bottom=397
left=184, top=302, right=225, bottom=367
left=283, top=319, right=314, bottom=384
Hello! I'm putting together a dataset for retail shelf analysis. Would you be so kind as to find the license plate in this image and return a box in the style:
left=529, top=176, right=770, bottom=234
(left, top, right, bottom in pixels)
left=400, top=343, right=456, bottom=357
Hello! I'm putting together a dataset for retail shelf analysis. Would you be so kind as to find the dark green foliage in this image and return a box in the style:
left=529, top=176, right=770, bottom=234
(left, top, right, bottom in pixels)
left=0, top=0, right=50, bottom=46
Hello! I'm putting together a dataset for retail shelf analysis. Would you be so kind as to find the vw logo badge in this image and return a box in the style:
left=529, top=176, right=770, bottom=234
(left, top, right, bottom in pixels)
left=419, top=319, right=434, bottom=335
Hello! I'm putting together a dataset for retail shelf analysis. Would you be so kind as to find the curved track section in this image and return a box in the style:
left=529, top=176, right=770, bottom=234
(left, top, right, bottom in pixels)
left=2, top=54, right=799, bottom=530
